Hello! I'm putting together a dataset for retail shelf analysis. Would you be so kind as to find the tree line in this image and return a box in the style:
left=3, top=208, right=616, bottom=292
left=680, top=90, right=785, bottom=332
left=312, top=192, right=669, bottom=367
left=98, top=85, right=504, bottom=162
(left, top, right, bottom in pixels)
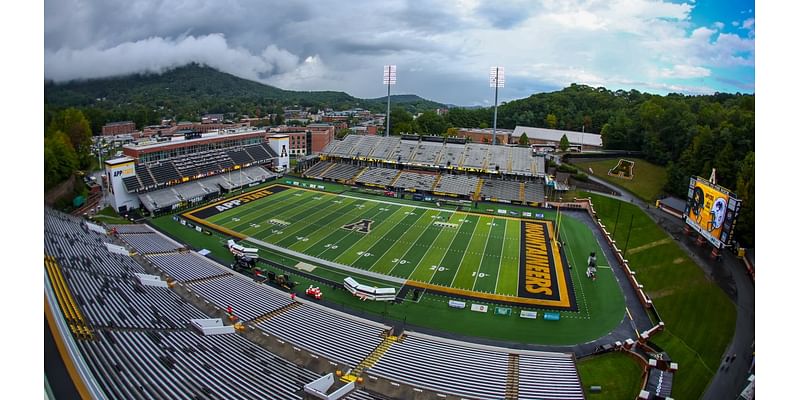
left=435, top=84, right=755, bottom=245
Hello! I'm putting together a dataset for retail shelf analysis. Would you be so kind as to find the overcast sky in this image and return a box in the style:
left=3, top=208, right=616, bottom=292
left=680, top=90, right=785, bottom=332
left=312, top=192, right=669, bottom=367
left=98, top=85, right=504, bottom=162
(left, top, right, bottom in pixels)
left=44, top=0, right=755, bottom=106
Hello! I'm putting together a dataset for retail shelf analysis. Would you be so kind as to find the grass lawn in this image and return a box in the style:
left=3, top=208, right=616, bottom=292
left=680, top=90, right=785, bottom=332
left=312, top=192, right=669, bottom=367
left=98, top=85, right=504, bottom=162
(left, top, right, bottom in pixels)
left=90, top=206, right=132, bottom=225
left=569, top=158, right=667, bottom=203
left=581, top=192, right=736, bottom=399
left=577, top=352, right=644, bottom=399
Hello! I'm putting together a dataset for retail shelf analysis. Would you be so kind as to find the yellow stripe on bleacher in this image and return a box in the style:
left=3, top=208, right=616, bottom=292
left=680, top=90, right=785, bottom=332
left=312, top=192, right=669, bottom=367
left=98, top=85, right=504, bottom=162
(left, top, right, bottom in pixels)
left=44, top=255, right=93, bottom=340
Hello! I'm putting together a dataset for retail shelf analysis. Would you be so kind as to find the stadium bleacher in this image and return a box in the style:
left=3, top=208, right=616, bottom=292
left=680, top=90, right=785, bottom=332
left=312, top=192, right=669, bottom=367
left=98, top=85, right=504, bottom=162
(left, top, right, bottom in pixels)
left=146, top=252, right=229, bottom=282
left=392, top=171, right=437, bottom=192
left=368, top=334, right=509, bottom=399
left=518, top=353, right=584, bottom=399
left=256, top=304, right=387, bottom=368
left=355, top=167, right=400, bottom=187
left=434, top=174, right=481, bottom=197
left=46, top=208, right=585, bottom=399
left=185, top=274, right=294, bottom=321
left=480, top=179, right=523, bottom=202
left=525, top=181, right=547, bottom=203
left=323, top=135, right=546, bottom=178
left=137, top=165, right=275, bottom=212
left=321, top=163, right=364, bottom=182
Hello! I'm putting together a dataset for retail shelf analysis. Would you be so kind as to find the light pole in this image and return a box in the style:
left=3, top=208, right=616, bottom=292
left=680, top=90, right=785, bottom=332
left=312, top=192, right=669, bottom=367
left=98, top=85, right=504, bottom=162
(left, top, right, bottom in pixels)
left=581, top=124, right=585, bottom=153
left=489, top=66, right=505, bottom=145
left=383, top=65, right=396, bottom=137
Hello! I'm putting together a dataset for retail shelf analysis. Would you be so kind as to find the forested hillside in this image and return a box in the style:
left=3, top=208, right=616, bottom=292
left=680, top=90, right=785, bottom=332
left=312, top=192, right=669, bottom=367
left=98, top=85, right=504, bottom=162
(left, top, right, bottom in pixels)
left=44, top=63, right=445, bottom=133
left=445, top=84, right=755, bottom=245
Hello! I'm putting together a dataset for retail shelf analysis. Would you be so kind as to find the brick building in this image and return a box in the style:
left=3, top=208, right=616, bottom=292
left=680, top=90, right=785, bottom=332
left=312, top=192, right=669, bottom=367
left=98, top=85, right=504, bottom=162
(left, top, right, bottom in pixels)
left=102, top=121, right=136, bottom=136
left=122, top=128, right=268, bottom=163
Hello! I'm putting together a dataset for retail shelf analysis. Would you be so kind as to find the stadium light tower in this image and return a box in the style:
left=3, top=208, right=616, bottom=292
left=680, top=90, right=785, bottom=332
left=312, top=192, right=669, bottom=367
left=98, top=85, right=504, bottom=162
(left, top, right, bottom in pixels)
left=489, top=66, right=505, bottom=145
left=383, top=65, right=397, bottom=137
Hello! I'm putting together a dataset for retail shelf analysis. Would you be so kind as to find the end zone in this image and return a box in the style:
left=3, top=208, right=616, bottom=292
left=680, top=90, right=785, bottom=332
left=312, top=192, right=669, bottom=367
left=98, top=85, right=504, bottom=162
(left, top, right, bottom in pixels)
left=517, top=220, right=576, bottom=311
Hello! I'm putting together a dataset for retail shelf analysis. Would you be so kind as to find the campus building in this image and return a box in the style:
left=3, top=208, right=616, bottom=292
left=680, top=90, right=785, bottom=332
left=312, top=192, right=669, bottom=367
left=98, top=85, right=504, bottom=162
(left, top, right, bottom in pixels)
left=122, top=128, right=269, bottom=164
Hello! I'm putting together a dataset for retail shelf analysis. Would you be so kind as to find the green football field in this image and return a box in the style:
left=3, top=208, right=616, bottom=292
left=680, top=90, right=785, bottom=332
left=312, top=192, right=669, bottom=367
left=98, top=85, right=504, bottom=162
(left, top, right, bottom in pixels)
left=198, top=185, right=523, bottom=296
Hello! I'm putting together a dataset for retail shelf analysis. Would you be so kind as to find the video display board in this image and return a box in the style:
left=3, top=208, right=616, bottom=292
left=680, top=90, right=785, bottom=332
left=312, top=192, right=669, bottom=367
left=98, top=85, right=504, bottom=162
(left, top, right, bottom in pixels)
left=684, top=176, right=741, bottom=248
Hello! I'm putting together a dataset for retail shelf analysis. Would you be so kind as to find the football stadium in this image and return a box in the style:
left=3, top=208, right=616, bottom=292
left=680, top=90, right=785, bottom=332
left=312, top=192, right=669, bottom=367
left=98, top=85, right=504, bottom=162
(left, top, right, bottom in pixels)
left=44, top=133, right=741, bottom=400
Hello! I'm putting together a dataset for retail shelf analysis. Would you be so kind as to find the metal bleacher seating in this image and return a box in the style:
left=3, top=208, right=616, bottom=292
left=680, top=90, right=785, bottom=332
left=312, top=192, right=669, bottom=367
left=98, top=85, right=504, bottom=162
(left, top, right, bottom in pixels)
left=434, top=174, right=480, bottom=197
left=303, top=161, right=332, bottom=179
left=486, top=146, right=510, bottom=173
left=367, top=137, right=401, bottom=160
left=518, top=353, right=585, bottom=399
left=436, top=143, right=464, bottom=169
left=118, top=231, right=184, bottom=254
left=329, top=135, right=361, bottom=157
left=409, top=142, right=444, bottom=165
left=148, top=162, right=182, bottom=184
left=321, top=163, right=363, bottom=181
left=77, top=329, right=322, bottom=400
left=184, top=274, right=294, bottom=321
left=146, top=252, right=228, bottom=282
left=320, top=135, right=545, bottom=178
left=135, top=165, right=156, bottom=188
left=524, top=181, right=547, bottom=203
left=46, top=207, right=586, bottom=400
left=256, top=304, right=387, bottom=368
left=392, top=171, right=437, bottom=192
left=368, top=334, right=509, bottom=400
left=461, top=144, right=490, bottom=170
left=387, top=140, right=418, bottom=163
left=480, top=179, right=523, bottom=202
left=355, top=167, right=399, bottom=187
left=123, top=175, right=143, bottom=192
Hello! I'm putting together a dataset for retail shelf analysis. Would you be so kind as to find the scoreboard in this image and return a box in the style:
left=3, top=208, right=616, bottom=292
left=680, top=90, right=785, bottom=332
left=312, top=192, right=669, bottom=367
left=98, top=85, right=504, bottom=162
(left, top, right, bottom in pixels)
left=684, top=176, right=741, bottom=248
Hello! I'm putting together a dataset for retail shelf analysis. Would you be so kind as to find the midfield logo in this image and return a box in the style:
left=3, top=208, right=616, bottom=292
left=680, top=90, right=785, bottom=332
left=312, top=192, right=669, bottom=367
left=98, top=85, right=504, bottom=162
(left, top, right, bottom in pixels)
left=342, top=219, right=373, bottom=233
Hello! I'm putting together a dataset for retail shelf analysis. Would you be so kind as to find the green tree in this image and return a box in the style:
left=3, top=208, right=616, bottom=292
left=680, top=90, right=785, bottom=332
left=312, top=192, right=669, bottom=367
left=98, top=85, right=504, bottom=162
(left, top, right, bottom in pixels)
left=735, top=152, right=755, bottom=247
left=546, top=113, right=558, bottom=129
left=518, top=132, right=529, bottom=146
left=559, top=134, right=570, bottom=151
left=47, top=108, right=93, bottom=169
left=44, top=131, right=79, bottom=190
left=389, top=108, right=415, bottom=135
left=444, top=127, right=460, bottom=137
left=416, top=111, right=448, bottom=135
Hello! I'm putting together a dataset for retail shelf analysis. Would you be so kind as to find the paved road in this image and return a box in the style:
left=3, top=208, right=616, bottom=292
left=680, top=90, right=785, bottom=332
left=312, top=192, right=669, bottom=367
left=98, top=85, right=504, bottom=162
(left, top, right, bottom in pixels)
left=565, top=164, right=755, bottom=399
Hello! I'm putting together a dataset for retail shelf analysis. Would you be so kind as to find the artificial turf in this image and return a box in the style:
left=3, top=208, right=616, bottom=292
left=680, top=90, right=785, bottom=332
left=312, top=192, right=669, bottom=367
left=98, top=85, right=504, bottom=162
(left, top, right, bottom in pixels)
left=150, top=184, right=628, bottom=345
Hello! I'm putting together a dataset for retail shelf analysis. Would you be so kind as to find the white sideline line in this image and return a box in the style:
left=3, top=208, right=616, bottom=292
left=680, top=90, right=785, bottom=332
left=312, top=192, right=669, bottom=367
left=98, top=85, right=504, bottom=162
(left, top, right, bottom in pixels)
left=339, top=193, right=456, bottom=214
left=244, top=236, right=407, bottom=285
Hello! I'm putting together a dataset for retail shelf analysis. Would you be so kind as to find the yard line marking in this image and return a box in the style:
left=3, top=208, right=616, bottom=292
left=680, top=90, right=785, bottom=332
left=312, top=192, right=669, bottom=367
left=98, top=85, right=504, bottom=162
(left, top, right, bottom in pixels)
left=335, top=205, right=407, bottom=266
left=470, top=218, right=493, bottom=291
left=387, top=210, right=447, bottom=276
left=339, top=193, right=456, bottom=213
left=358, top=206, right=425, bottom=270
left=423, top=214, right=463, bottom=283
left=448, top=216, right=480, bottom=288
left=404, top=214, right=449, bottom=279
left=492, top=220, right=508, bottom=294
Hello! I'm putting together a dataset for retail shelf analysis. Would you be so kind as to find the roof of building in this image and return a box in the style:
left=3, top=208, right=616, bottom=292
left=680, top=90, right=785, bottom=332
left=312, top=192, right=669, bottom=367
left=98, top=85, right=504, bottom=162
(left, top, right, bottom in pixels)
left=659, top=196, right=686, bottom=212
left=104, top=121, right=135, bottom=127
left=512, top=126, right=603, bottom=146
left=105, top=156, right=135, bottom=166
left=123, top=128, right=266, bottom=151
